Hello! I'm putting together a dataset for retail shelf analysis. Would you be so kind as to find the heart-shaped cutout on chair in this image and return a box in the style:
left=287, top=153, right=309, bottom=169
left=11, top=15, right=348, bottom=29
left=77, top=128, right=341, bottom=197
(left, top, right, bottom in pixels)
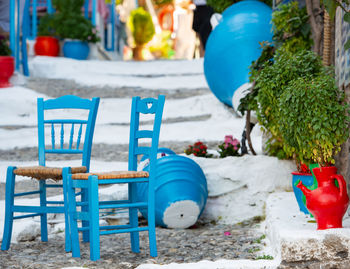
left=147, top=102, right=153, bottom=109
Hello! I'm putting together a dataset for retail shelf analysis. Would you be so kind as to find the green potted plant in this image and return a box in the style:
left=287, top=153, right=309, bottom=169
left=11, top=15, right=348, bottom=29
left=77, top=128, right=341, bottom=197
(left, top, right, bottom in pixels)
left=43, top=0, right=100, bottom=60
left=279, top=71, right=350, bottom=218
left=281, top=73, right=350, bottom=229
left=128, top=7, right=155, bottom=61
left=279, top=73, right=349, bottom=168
left=0, top=36, right=14, bottom=88
left=34, top=14, right=60, bottom=57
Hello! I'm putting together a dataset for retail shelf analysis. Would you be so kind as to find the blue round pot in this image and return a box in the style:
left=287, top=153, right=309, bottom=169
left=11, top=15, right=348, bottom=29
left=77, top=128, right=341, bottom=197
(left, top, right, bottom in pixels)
left=63, top=40, right=90, bottom=60
left=204, top=0, right=273, bottom=109
left=137, top=148, right=208, bottom=228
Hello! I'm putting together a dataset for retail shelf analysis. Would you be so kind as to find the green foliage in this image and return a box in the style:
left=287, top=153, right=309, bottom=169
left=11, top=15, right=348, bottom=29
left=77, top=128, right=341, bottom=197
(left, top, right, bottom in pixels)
left=279, top=74, right=349, bottom=166
left=152, top=0, right=173, bottom=6
left=37, top=14, right=57, bottom=36
left=38, top=0, right=100, bottom=42
left=238, top=42, right=275, bottom=115
left=128, top=7, right=155, bottom=46
left=255, top=48, right=324, bottom=159
left=207, top=0, right=272, bottom=13
left=271, top=1, right=312, bottom=53
left=185, top=141, right=211, bottom=157
left=256, top=255, right=274, bottom=260
left=0, top=37, right=11, bottom=56
left=207, top=0, right=237, bottom=13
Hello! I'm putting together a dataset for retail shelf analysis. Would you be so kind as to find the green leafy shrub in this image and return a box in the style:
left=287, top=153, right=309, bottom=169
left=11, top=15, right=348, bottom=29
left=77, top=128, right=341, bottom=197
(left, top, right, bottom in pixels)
left=207, top=0, right=237, bottom=13
left=128, top=7, right=155, bottom=46
left=254, top=48, right=324, bottom=159
left=0, top=36, right=11, bottom=56
left=37, top=0, right=100, bottom=42
left=279, top=74, right=349, bottom=166
left=271, top=1, right=312, bottom=53
left=218, top=135, right=241, bottom=157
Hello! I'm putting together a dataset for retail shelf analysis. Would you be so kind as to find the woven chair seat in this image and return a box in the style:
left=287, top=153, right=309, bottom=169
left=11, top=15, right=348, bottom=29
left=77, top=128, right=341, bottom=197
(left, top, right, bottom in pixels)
left=14, top=166, right=87, bottom=181
left=71, top=171, right=149, bottom=180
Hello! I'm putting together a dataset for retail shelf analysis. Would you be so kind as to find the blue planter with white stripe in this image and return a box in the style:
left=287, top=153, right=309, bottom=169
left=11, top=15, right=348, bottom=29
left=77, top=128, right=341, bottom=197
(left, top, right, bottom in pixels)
left=137, top=148, right=208, bottom=228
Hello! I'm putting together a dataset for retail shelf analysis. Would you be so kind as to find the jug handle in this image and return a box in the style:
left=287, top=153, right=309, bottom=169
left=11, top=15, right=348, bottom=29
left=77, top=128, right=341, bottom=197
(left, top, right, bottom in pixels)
left=331, top=174, right=348, bottom=199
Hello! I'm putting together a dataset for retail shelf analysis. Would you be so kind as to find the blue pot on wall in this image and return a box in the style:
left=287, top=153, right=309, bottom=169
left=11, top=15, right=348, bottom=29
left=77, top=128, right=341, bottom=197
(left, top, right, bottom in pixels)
left=137, top=148, right=208, bottom=229
left=63, top=40, right=90, bottom=60
left=292, top=172, right=314, bottom=214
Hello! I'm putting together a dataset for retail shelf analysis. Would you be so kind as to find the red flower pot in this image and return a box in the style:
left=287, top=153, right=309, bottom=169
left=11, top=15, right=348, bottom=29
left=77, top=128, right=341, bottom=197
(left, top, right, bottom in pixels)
left=34, top=36, right=60, bottom=57
left=0, top=56, right=14, bottom=88
left=297, top=166, right=349, bottom=230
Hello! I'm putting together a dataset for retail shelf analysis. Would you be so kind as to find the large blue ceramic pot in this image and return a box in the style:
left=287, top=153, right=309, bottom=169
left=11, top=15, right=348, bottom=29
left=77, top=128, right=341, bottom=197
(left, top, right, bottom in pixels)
left=63, top=40, right=90, bottom=60
left=137, top=148, right=208, bottom=228
left=204, top=0, right=273, bottom=109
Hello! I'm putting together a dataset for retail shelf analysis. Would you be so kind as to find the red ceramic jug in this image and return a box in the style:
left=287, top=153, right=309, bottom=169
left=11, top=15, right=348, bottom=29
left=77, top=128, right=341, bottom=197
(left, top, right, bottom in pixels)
left=297, top=166, right=349, bottom=230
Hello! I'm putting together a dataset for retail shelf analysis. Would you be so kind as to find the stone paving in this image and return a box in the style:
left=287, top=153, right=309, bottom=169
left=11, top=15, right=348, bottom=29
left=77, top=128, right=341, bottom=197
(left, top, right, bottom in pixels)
left=0, top=77, right=268, bottom=268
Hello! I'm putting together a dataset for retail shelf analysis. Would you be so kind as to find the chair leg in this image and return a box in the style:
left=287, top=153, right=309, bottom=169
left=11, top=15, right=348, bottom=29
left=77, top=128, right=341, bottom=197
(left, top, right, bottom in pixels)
left=129, top=182, right=140, bottom=253
left=1, top=166, right=16, bottom=251
left=62, top=167, right=71, bottom=252
left=39, top=180, right=48, bottom=242
left=81, top=188, right=90, bottom=243
left=67, top=175, right=81, bottom=258
left=88, top=175, right=100, bottom=261
left=148, top=180, right=157, bottom=257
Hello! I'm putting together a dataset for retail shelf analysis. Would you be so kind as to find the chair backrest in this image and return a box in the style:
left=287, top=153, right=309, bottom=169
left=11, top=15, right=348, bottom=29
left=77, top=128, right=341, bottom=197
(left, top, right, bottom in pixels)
left=37, top=95, right=100, bottom=171
left=128, top=95, right=165, bottom=175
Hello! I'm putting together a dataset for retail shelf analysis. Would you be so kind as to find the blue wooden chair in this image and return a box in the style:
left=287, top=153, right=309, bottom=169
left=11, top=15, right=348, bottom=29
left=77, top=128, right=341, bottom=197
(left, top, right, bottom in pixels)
left=1, top=95, right=100, bottom=252
left=66, top=95, right=165, bottom=261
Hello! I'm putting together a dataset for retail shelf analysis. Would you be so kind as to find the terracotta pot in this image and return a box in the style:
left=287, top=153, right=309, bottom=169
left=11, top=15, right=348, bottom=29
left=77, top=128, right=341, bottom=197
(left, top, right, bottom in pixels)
left=0, top=56, right=14, bottom=88
left=34, top=36, right=60, bottom=57
left=133, top=45, right=144, bottom=61
left=297, top=166, right=349, bottom=230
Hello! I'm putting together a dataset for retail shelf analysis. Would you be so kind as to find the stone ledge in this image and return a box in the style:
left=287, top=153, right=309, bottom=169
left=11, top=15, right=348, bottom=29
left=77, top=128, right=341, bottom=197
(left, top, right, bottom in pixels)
left=266, top=192, right=350, bottom=266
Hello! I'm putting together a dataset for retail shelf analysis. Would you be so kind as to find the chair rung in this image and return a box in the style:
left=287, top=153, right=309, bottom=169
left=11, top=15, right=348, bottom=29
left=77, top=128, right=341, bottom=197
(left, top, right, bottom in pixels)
left=78, top=226, right=89, bottom=232
left=76, top=201, right=88, bottom=207
left=98, top=178, right=149, bottom=184
left=14, top=190, right=41, bottom=197
left=13, top=205, right=64, bottom=214
left=45, top=149, right=84, bottom=154
left=46, top=184, right=63, bottom=188
left=100, top=199, right=129, bottom=205
left=13, top=213, right=41, bottom=220
left=100, top=226, right=149, bottom=235
left=46, top=201, right=64, bottom=205
left=99, top=202, right=147, bottom=209
left=100, top=224, right=131, bottom=230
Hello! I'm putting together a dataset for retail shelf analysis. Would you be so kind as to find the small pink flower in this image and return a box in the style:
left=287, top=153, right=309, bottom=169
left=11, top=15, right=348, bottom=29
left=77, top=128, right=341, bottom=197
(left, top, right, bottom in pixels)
left=224, top=135, right=234, bottom=144
left=224, top=231, right=231, bottom=236
left=232, top=138, right=240, bottom=146
left=234, top=146, right=238, bottom=151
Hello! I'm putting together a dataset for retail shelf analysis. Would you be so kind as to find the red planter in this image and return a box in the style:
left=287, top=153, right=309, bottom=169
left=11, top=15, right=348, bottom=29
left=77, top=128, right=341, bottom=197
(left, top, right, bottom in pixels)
left=297, top=166, right=349, bottom=230
left=0, top=56, right=14, bottom=88
left=34, top=36, right=60, bottom=57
